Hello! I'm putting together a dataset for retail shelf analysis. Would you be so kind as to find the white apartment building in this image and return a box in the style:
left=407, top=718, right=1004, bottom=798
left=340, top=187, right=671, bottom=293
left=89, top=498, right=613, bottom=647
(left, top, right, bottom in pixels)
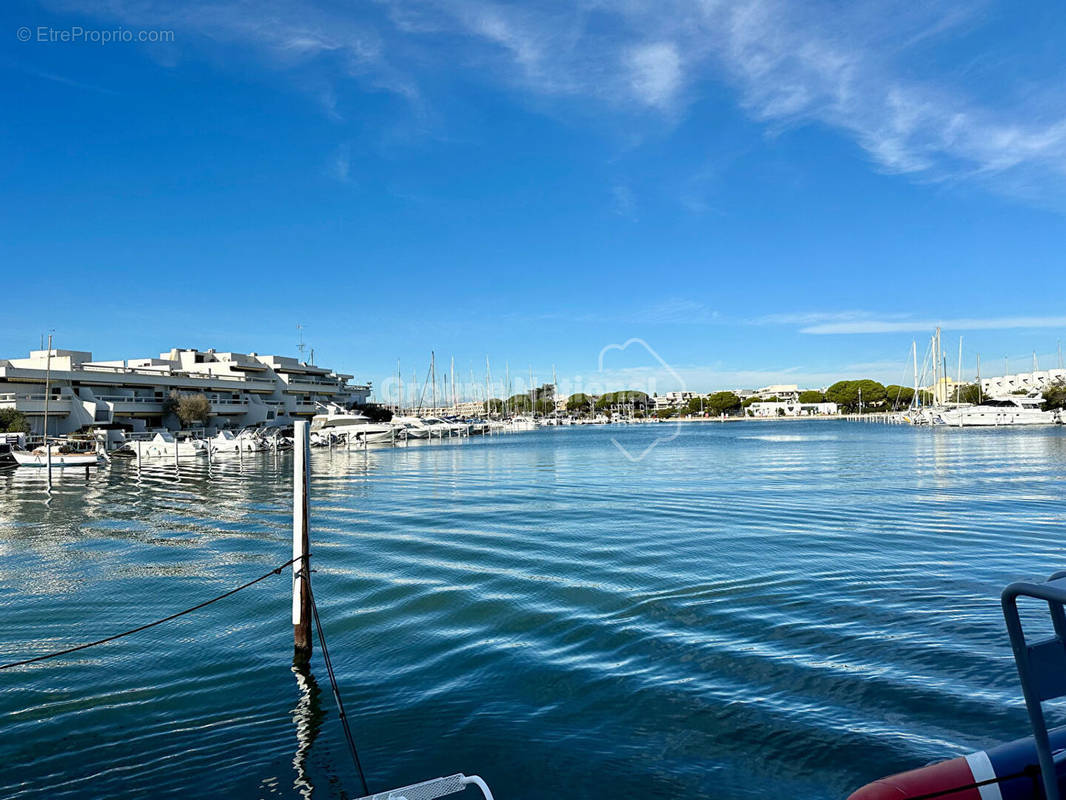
left=980, top=369, right=1066, bottom=398
left=0, top=347, right=371, bottom=436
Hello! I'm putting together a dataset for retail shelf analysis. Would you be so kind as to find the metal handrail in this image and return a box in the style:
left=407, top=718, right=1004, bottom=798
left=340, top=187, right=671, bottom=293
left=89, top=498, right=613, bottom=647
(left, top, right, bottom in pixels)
left=1002, top=575, right=1066, bottom=800
left=355, top=773, right=493, bottom=800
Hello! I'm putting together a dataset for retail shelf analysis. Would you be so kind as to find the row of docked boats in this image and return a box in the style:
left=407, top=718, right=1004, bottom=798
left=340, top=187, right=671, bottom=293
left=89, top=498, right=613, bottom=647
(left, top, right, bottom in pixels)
left=308, top=405, right=536, bottom=444
left=0, top=407, right=543, bottom=470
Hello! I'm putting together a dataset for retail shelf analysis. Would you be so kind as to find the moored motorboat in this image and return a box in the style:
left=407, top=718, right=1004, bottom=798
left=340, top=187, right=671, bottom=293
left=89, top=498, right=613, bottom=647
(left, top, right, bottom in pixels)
left=311, top=405, right=399, bottom=443
left=391, top=415, right=432, bottom=438
left=208, top=428, right=267, bottom=452
left=128, top=431, right=208, bottom=457
left=12, top=444, right=102, bottom=468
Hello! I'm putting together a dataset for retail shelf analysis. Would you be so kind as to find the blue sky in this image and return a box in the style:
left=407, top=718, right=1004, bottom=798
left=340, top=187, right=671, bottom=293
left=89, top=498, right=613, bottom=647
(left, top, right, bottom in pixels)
left=3, top=0, right=1066, bottom=402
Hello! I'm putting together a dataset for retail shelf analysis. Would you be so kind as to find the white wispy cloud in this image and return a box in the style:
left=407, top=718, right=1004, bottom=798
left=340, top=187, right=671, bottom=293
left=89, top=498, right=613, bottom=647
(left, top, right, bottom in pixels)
left=327, top=143, right=351, bottom=182
left=48, top=0, right=1066, bottom=204
left=610, top=184, right=637, bottom=219
left=757, top=311, right=1066, bottom=334
left=627, top=42, right=682, bottom=109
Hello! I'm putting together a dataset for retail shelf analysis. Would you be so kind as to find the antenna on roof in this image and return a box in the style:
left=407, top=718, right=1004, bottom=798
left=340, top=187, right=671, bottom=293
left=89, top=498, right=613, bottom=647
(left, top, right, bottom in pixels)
left=296, top=323, right=306, bottom=358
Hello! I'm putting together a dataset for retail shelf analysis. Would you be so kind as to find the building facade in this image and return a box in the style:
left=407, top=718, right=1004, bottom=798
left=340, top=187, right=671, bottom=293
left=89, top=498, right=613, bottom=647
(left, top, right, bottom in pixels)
left=0, top=347, right=371, bottom=436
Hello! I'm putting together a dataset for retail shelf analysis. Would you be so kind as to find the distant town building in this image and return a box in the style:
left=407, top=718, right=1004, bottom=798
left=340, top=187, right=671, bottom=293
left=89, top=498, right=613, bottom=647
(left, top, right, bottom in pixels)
left=746, top=400, right=838, bottom=417
left=755, top=384, right=800, bottom=401
left=0, top=347, right=371, bottom=436
left=654, top=391, right=698, bottom=410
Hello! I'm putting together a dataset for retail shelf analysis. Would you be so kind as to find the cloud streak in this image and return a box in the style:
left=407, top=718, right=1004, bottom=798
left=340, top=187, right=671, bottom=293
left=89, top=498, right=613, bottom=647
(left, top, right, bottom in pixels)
left=49, top=0, right=1066, bottom=204
left=758, top=311, right=1066, bottom=334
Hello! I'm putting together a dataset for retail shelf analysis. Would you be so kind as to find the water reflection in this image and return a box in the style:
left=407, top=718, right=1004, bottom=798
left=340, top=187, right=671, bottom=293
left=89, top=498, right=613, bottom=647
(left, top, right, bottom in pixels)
left=291, top=660, right=325, bottom=799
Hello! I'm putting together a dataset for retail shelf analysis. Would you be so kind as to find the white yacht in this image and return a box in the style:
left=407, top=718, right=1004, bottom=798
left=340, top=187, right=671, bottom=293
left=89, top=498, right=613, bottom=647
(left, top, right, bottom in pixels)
left=310, top=405, right=399, bottom=444
left=932, top=395, right=1056, bottom=427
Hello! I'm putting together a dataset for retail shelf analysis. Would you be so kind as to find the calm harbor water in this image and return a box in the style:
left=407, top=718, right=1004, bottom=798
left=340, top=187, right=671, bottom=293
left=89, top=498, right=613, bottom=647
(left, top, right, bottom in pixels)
left=3, top=421, right=1066, bottom=799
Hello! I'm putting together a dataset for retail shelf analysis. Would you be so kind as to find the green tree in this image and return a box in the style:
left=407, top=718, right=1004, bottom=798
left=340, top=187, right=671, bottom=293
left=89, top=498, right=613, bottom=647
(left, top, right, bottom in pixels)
left=741, top=396, right=758, bottom=408
left=0, top=408, right=29, bottom=433
left=884, top=385, right=915, bottom=410
left=507, top=394, right=532, bottom=413
left=706, top=391, right=742, bottom=415
left=566, top=393, right=595, bottom=414
left=596, top=390, right=650, bottom=410
left=534, top=398, right=554, bottom=415
left=484, top=398, right=504, bottom=414
left=174, top=392, right=211, bottom=426
left=826, top=380, right=887, bottom=412
left=352, top=403, right=392, bottom=422
left=798, top=390, right=825, bottom=404
left=1043, top=383, right=1066, bottom=411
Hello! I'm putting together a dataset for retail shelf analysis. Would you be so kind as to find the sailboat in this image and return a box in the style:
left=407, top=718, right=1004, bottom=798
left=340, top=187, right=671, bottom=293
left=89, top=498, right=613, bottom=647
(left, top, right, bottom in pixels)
left=13, top=334, right=102, bottom=468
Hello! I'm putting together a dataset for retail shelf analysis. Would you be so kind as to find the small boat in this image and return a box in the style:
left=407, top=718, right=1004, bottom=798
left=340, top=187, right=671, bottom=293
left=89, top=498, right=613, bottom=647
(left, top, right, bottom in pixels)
left=12, top=444, right=101, bottom=468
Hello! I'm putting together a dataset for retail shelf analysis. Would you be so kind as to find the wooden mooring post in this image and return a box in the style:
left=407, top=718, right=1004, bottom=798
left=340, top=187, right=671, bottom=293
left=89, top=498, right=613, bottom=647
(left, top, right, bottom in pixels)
left=292, top=420, right=312, bottom=659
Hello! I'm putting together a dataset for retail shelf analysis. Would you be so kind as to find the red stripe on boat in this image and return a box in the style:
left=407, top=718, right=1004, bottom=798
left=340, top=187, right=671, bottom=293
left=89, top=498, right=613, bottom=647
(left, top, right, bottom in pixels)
left=848, top=755, right=983, bottom=800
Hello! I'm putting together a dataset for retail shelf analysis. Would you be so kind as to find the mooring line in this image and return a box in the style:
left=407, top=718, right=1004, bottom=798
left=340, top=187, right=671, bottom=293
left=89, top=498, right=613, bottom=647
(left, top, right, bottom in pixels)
left=0, top=555, right=305, bottom=670
left=306, top=572, right=371, bottom=796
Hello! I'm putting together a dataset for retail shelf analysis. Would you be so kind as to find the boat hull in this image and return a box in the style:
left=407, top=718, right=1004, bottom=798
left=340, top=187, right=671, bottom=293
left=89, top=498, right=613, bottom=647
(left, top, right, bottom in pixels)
left=849, top=726, right=1066, bottom=799
left=12, top=451, right=100, bottom=468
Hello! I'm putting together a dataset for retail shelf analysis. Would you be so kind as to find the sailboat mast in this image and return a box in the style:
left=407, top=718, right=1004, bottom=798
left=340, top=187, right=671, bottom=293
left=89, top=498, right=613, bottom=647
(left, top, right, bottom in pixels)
left=957, top=336, right=963, bottom=405
left=977, top=354, right=982, bottom=403
left=552, top=364, right=557, bottom=416
left=431, top=351, right=437, bottom=414
left=485, top=356, right=492, bottom=417
left=911, top=340, right=918, bottom=409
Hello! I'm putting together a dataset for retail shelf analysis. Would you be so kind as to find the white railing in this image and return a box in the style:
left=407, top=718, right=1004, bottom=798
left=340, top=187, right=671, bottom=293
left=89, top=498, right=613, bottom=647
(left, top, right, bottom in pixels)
left=92, top=395, right=164, bottom=404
